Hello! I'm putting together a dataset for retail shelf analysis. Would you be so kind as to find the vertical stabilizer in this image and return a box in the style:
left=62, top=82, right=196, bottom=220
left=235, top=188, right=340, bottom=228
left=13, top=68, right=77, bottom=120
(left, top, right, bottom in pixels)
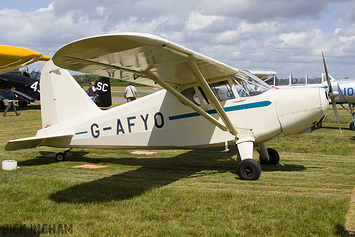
left=40, top=61, right=100, bottom=128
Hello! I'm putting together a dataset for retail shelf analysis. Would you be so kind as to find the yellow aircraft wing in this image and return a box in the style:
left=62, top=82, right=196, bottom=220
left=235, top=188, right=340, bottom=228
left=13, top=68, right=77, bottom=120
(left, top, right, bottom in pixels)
left=52, top=33, right=237, bottom=88
left=0, top=45, right=50, bottom=74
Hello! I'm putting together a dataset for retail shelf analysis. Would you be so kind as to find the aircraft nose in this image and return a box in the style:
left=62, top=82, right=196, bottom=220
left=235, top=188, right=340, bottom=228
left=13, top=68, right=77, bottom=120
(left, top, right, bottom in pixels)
left=320, top=87, right=330, bottom=114
left=275, top=87, right=328, bottom=135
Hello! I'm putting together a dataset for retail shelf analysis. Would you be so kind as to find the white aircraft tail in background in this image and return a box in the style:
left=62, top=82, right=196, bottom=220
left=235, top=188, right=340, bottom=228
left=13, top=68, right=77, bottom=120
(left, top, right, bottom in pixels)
left=5, top=33, right=330, bottom=180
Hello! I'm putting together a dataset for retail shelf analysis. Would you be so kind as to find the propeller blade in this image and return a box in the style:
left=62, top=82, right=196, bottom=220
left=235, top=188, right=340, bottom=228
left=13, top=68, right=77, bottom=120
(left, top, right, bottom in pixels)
left=322, top=52, right=342, bottom=134
left=322, top=52, right=333, bottom=94
left=331, top=99, right=342, bottom=134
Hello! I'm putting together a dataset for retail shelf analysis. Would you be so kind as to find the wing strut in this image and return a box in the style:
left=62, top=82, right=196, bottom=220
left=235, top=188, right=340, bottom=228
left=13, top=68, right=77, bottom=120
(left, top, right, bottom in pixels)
left=143, top=69, right=229, bottom=133
left=186, top=56, right=238, bottom=136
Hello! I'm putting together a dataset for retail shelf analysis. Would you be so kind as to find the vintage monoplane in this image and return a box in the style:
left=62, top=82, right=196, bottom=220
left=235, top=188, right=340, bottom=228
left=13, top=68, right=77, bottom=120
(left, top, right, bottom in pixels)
left=0, top=68, right=41, bottom=109
left=5, top=33, right=331, bottom=180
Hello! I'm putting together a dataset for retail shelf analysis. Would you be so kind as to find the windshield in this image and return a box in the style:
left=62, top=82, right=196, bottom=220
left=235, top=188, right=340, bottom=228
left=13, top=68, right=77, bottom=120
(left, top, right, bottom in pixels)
left=232, top=70, right=271, bottom=97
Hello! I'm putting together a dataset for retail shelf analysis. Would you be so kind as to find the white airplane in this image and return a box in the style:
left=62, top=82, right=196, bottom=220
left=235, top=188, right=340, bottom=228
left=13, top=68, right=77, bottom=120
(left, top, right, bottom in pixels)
left=5, top=33, right=330, bottom=180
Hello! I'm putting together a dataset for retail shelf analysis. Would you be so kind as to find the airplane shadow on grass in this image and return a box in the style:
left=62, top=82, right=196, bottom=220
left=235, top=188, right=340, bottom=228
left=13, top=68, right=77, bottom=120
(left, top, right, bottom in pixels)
left=20, top=149, right=306, bottom=203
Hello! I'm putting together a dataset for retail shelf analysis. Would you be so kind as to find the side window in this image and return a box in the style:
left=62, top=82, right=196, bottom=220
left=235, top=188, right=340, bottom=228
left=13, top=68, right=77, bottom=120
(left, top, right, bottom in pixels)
left=210, top=81, right=234, bottom=101
left=180, top=87, right=208, bottom=106
left=180, top=80, right=235, bottom=106
left=180, top=87, right=201, bottom=105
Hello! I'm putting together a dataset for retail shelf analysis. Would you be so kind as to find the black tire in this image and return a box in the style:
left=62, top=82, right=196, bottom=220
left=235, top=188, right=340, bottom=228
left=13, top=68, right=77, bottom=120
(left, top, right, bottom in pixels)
left=18, top=101, right=28, bottom=107
left=55, top=153, right=65, bottom=162
left=237, top=159, right=261, bottom=180
left=350, top=122, right=355, bottom=131
left=259, top=148, right=280, bottom=165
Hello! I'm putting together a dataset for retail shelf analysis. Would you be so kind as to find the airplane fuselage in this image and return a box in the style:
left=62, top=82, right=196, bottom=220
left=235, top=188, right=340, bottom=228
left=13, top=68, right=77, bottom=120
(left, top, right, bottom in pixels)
left=36, top=86, right=328, bottom=150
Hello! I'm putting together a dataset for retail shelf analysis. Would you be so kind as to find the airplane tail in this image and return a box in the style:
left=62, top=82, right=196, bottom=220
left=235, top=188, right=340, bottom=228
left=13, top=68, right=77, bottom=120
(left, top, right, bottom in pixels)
left=5, top=61, right=101, bottom=151
left=40, top=61, right=101, bottom=128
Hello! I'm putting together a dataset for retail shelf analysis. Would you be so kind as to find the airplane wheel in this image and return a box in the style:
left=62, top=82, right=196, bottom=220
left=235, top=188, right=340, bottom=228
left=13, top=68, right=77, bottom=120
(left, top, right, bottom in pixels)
left=0, top=100, right=4, bottom=109
left=259, top=148, right=280, bottom=165
left=237, top=159, right=261, bottom=180
left=350, top=122, right=355, bottom=131
left=18, top=101, right=28, bottom=107
left=55, top=153, right=65, bottom=162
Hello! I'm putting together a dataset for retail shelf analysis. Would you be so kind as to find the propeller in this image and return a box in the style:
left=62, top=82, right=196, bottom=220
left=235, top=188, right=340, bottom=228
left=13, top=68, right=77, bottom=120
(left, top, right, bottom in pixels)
left=322, top=52, right=342, bottom=134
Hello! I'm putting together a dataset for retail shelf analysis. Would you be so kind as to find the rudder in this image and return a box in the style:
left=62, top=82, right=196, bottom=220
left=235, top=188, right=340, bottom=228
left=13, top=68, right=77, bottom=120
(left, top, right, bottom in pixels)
left=40, top=61, right=101, bottom=128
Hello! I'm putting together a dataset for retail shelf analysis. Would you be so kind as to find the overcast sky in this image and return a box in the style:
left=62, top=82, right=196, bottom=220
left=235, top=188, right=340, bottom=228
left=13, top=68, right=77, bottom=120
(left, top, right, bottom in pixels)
left=1, top=0, right=355, bottom=78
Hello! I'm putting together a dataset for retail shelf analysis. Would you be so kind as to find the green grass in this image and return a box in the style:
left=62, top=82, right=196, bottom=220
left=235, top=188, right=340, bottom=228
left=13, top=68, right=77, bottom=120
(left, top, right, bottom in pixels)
left=0, top=102, right=354, bottom=236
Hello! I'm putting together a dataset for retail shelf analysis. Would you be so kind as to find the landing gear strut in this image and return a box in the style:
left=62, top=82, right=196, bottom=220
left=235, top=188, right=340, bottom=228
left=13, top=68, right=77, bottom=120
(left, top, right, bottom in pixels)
left=235, top=140, right=281, bottom=180
left=340, top=103, right=355, bottom=131
left=55, top=148, right=73, bottom=162
left=236, top=137, right=261, bottom=180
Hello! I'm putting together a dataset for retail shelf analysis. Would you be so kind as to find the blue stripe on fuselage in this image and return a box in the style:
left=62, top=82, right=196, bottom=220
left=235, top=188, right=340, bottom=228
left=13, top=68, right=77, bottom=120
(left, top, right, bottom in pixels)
left=169, top=100, right=272, bottom=121
left=75, top=131, right=88, bottom=135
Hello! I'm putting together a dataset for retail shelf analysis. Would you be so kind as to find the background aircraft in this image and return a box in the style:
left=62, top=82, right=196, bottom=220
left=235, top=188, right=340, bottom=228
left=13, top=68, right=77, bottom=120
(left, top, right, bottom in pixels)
left=0, top=45, right=50, bottom=74
left=0, top=69, right=112, bottom=109
left=0, top=68, right=41, bottom=109
left=266, top=71, right=355, bottom=130
left=0, top=45, right=49, bottom=108
left=5, top=33, right=331, bottom=181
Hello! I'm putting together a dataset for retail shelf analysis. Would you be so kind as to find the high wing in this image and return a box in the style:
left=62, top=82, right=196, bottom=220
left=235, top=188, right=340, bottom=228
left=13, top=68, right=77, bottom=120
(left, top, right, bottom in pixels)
left=0, top=45, right=50, bottom=74
left=53, top=33, right=237, bottom=88
left=53, top=33, right=242, bottom=136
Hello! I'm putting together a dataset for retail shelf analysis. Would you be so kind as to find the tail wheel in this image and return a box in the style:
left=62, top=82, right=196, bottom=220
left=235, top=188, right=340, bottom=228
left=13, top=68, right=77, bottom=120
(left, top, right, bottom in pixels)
left=259, top=148, right=279, bottom=165
left=237, top=159, right=261, bottom=180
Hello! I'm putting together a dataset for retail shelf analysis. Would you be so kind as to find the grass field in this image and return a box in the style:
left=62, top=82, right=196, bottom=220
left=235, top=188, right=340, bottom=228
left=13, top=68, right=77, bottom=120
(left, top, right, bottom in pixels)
left=0, top=102, right=354, bottom=236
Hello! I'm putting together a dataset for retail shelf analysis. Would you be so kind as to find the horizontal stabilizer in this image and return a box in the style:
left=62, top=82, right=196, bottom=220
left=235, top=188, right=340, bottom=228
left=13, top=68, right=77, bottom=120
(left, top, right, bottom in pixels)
left=5, top=134, right=73, bottom=151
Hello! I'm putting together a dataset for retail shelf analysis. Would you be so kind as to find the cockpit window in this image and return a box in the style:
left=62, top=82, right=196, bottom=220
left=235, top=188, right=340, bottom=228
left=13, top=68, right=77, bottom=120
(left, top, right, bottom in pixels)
left=232, top=70, right=271, bottom=97
left=30, top=70, right=41, bottom=80
left=180, top=80, right=234, bottom=106
left=210, top=81, right=234, bottom=101
left=180, top=70, right=271, bottom=106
